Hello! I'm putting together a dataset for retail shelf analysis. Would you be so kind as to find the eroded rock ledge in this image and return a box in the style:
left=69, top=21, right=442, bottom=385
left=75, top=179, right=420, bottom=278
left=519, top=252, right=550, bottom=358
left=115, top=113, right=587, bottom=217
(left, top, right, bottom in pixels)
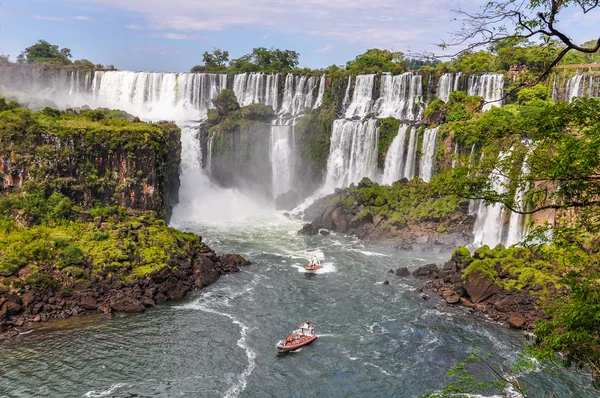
left=408, top=249, right=548, bottom=329
left=0, top=246, right=250, bottom=339
left=299, top=178, right=474, bottom=252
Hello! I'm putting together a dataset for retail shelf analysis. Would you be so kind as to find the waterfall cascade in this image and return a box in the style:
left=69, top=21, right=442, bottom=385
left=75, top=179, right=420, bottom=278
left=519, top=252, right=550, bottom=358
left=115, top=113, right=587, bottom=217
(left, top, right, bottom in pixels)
left=381, top=124, right=410, bottom=185
left=374, top=73, right=424, bottom=121
left=467, top=73, right=505, bottom=111
left=437, top=72, right=463, bottom=102
left=472, top=151, right=512, bottom=247
left=233, top=72, right=279, bottom=110
left=344, top=74, right=375, bottom=119
left=324, top=119, right=379, bottom=189
left=419, top=127, right=439, bottom=182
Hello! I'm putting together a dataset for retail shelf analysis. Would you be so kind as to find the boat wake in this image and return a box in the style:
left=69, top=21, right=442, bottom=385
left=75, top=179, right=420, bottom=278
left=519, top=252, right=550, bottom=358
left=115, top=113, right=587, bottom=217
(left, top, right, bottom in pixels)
left=83, top=383, right=131, bottom=398
left=294, top=262, right=337, bottom=274
left=178, top=289, right=257, bottom=398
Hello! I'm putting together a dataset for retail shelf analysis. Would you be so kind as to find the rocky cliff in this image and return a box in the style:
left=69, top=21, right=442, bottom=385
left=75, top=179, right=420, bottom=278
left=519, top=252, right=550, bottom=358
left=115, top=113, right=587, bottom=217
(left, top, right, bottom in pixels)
left=0, top=104, right=248, bottom=338
left=299, top=178, right=475, bottom=251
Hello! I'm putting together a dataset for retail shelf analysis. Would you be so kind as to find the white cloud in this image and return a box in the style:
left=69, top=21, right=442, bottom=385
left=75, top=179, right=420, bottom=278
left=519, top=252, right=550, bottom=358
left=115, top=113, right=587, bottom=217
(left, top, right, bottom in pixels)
left=73, top=15, right=94, bottom=21
left=31, top=15, right=67, bottom=22
left=147, top=32, right=194, bottom=40
left=263, top=34, right=270, bottom=40
left=315, top=44, right=332, bottom=53
left=73, top=0, right=485, bottom=51
left=125, top=24, right=146, bottom=30
left=131, top=45, right=169, bottom=56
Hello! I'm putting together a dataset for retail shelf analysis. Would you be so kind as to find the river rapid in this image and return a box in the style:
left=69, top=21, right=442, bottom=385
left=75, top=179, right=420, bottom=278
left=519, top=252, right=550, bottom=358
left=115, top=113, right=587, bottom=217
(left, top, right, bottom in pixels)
left=0, top=204, right=593, bottom=397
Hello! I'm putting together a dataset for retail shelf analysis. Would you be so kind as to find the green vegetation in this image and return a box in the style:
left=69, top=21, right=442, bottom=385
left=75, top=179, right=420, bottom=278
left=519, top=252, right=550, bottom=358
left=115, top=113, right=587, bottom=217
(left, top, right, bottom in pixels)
left=192, top=47, right=300, bottom=74
left=337, top=178, right=467, bottom=229
left=0, top=100, right=179, bottom=218
left=206, top=90, right=274, bottom=135
left=0, top=192, right=204, bottom=287
left=15, top=39, right=114, bottom=69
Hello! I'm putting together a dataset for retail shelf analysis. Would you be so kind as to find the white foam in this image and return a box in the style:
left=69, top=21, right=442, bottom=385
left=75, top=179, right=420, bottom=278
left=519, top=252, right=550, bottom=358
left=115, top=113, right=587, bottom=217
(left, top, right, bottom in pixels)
left=84, top=383, right=130, bottom=398
left=294, top=262, right=337, bottom=274
left=350, top=248, right=389, bottom=257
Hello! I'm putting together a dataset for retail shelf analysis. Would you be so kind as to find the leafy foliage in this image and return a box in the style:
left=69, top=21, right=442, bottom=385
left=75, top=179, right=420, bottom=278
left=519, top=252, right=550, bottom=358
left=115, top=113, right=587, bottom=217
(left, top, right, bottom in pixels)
left=345, top=49, right=406, bottom=74
left=17, top=40, right=72, bottom=65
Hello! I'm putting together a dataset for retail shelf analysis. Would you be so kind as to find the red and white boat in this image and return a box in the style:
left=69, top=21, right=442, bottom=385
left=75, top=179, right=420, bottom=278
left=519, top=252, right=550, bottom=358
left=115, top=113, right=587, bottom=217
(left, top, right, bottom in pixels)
left=276, top=323, right=318, bottom=352
left=304, top=256, right=323, bottom=271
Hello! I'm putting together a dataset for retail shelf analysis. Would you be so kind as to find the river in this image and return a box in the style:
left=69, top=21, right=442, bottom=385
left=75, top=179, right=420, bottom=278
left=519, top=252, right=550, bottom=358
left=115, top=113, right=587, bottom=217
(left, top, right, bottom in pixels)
left=0, top=208, right=592, bottom=397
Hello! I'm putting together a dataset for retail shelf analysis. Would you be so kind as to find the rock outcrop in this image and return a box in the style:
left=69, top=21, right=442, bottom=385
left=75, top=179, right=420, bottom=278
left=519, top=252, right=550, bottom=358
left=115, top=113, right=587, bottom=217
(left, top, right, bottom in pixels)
left=0, top=243, right=250, bottom=338
left=298, top=179, right=475, bottom=251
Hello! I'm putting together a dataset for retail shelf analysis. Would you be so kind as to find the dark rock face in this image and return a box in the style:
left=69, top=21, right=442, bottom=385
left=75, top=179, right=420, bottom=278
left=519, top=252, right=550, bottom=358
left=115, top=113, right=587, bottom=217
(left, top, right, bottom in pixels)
left=395, top=267, right=410, bottom=277
left=275, top=190, right=300, bottom=211
left=0, top=244, right=250, bottom=338
left=412, top=264, right=441, bottom=279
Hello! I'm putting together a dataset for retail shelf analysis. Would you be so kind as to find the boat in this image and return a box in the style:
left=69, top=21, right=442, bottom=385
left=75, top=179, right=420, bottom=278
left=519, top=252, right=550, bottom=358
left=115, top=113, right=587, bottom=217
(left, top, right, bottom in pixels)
left=276, top=322, right=318, bottom=352
left=304, top=256, right=323, bottom=271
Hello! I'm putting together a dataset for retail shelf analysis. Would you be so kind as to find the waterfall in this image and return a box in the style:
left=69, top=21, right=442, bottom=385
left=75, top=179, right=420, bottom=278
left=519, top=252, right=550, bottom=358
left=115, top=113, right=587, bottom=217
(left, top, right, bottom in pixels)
left=344, top=74, right=375, bottom=119
left=342, top=76, right=352, bottom=111
left=91, top=71, right=227, bottom=120
left=324, top=119, right=379, bottom=189
left=451, top=143, right=459, bottom=169
left=419, top=127, right=439, bottom=182
left=381, top=124, right=409, bottom=185
left=233, top=72, right=279, bottom=110
left=270, top=125, right=295, bottom=197
left=403, top=127, right=419, bottom=180
left=437, top=72, right=463, bottom=102
left=467, top=73, right=504, bottom=111
left=374, top=73, right=423, bottom=121
left=472, top=151, right=511, bottom=247
left=505, top=147, right=532, bottom=246
left=566, top=74, right=584, bottom=102
left=313, top=75, right=326, bottom=109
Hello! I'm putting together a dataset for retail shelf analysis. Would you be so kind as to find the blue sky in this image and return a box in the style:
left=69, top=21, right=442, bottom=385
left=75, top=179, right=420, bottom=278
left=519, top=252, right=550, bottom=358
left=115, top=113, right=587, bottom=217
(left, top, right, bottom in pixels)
left=2, top=0, right=599, bottom=73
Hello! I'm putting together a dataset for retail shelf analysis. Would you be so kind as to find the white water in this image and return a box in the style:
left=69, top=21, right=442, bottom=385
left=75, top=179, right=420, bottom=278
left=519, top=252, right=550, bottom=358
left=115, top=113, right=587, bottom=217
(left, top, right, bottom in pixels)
left=270, top=125, right=295, bottom=198
left=419, top=127, right=439, bottom=182
left=91, top=71, right=227, bottom=120
left=345, top=74, right=375, bottom=119
left=505, top=148, right=531, bottom=246
left=381, top=124, right=409, bottom=185
left=374, top=73, right=423, bottom=121
left=342, top=75, right=352, bottom=111
left=467, top=73, right=504, bottom=112
left=403, top=127, right=419, bottom=180
left=566, top=74, right=584, bottom=103
left=324, top=119, right=379, bottom=189
left=437, top=72, right=463, bottom=102
left=233, top=72, right=279, bottom=110
left=472, top=151, right=511, bottom=247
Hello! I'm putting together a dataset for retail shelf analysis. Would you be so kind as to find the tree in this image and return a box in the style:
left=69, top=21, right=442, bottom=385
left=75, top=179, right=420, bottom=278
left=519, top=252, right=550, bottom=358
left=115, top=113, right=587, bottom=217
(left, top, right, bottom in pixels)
left=229, top=47, right=299, bottom=72
left=201, top=48, right=229, bottom=71
left=444, top=0, right=600, bottom=80
left=345, top=49, right=406, bottom=74
left=211, top=89, right=240, bottom=117
left=17, top=40, right=72, bottom=65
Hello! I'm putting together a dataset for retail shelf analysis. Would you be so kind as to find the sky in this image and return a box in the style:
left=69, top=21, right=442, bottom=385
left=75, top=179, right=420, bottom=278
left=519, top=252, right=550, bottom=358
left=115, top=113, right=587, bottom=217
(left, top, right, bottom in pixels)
left=1, top=0, right=599, bottom=73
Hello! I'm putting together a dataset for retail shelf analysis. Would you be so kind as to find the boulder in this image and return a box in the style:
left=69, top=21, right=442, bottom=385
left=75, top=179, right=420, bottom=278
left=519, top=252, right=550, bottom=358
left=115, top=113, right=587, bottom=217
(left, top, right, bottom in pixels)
left=140, top=296, right=156, bottom=308
left=464, top=270, right=502, bottom=304
left=275, top=190, right=300, bottom=211
left=442, top=291, right=460, bottom=304
left=331, top=207, right=349, bottom=233
left=1, top=301, right=22, bottom=317
left=395, top=267, right=410, bottom=277
left=20, top=291, right=35, bottom=309
left=110, top=293, right=145, bottom=313
left=508, top=312, right=526, bottom=329
left=412, top=264, right=440, bottom=279
left=298, top=223, right=319, bottom=236
left=80, top=295, right=98, bottom=310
